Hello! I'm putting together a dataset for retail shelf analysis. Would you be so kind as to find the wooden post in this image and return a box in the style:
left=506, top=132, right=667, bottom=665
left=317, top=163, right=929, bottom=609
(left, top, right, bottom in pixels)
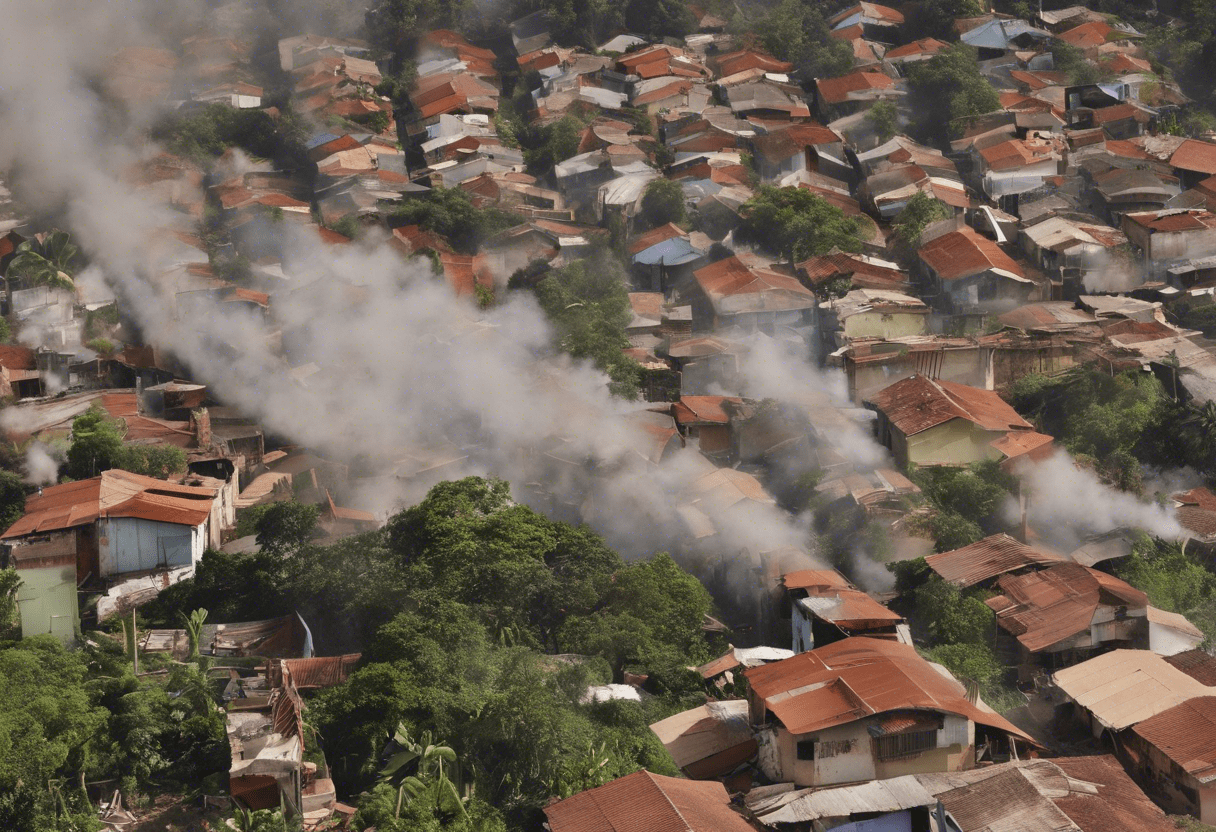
left=131, top=608, right=138, bottom=675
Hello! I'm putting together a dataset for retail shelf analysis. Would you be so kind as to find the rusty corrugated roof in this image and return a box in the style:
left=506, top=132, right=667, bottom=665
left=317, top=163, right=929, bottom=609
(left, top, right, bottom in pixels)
left=866, top=374, right=1033, bottom=436
left=745, top=637, right=1033, bottom=741
left=543, top=769, right=755, bottom=832
left=926, top=533, right=1065, bottom=587
left=1052, top=755, right=1179, bottom=832
left=3, top=469, right=215, bottom=538
left=1164, top=649, right=1216, bottom=685
left=671, top=395, right=740, bottom=426
left=985, top=562, right=1146, bottom=652
left=783, top=569, right=853, bottom=591
left=1132, top=696, right=1216, bottom=783
left=917, top=226, right=1025, bottom=281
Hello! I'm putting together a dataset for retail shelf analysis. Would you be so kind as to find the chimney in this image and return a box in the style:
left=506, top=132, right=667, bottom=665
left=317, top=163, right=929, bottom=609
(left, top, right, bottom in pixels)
left=192, top=407, right=212, bottom=450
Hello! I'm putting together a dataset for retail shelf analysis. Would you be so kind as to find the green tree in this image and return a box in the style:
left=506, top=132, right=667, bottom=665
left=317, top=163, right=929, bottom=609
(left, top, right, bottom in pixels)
left=523, top=115, right=588, bottom=173
left=1053, top=41, right=1105, bottom=85
left=748, top=0, right=854, bottom=80
left=1116, top=535, right=1216, bottom=620
left=624, top=0, right=695, bottom=40
left=737, top=186, right=863, bottom=262
left=65, top=405, right=125, bottom=479
left=906, top=43, right=1000, bottom=145
left=254, top=500, right=320, bottom=555
left=0, top=638, right=110, bottom=831
left=639, top=178, right=686, bottom=229
left=0, top=566, right=20, bottom=638
left=867, top=100, right=899, bottom=143
left=894, top=192, right=952, bottom=245
left=7, top=230, right=78, bottom=293
left=0, top=470, right=28, bottom=534
left=902, top=0, right=984, bottom=40
left=531, top=256, right=642, bottom=398
left=912, top=575, right=994, bottom=645
left=390, top=189, right=518, bottom=254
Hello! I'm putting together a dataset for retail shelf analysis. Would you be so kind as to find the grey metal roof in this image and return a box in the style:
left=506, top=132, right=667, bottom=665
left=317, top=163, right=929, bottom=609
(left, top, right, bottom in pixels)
left=747, top=776, right=937, bottom=824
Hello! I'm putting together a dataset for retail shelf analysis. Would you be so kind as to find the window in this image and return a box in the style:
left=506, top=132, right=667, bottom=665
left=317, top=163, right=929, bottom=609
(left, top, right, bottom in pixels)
left=796, top=740, right=817, bottom=761
left=874, top=729, right=937, bottom=761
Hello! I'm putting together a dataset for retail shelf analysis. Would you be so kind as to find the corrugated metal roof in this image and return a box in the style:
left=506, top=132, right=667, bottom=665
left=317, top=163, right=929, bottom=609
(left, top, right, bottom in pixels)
left=1053, top=649, right=1216, bottom=729
left=648, top=700, right=754, bottom=769
left=816, top=70, right=895, bottom=106
left=1051, top=755, right=1178, bottom=832
left=3, top=469, right=216, bottom=538
left=866, top=374, right=1034, bottom=437
left=745, top=637, right=1033, bottom=741
left=798, top=592, right=904, bottom=626
left=929, top=532, right=1065, bottom=583
left=672, top=395, right=740, bottom=425
left=985, top=563, right=1146, bottom=652
left=1132, top=696, right=1216, bottom=783
left=917, top=225, right=1026, bottom=281
left=783, top=569, right=853, bottom=591
left=750, top=775, right=935, bottom=824
left=543, top=769, right=755, bottom=832
left=1164, top=649, right=1216, bottom=684
left=693, top=256, right=816, bottom=315
left=275, top=654, right=361, bottom=689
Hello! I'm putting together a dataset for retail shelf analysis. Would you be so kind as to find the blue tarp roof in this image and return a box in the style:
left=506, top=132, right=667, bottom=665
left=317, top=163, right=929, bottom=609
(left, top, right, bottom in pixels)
left=633, top=237, right=703, bottom=266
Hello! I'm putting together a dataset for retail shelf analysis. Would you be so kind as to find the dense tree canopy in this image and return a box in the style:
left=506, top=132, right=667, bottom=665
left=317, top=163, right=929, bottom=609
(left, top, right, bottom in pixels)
left=737, top=186, right=863, bottom=263
left=906, top=44, right=1000, bottom=145
left=748, top=0, right=854, bottom=81
left=531, top=256, right=642, bottom=398
left=390, top=189, right=518, bottom=255
left=147, top=477, right=715, bottom=828
left=640, top=178, right=687, bottom=229
left=894, top=192, right=952, bottom=245
left=66, top=406, right=187, bottom=480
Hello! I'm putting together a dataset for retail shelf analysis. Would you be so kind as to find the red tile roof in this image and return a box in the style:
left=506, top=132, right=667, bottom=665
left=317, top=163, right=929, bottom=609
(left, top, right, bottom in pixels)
left=693, top=256, right=816, bottom=314
left=985, top=562, right=1147, bottom=652
left=439, top=251, right=493, bottom=297
left=828, top=2, right=905, bottom=26
left=0, top=345, right=38, bottom=370
left=744, top=637, right=1033, bottom=741
left=918, top=226, right=1025, bottom=280
left=866, top=374, right=1033, bottom=436
left=1132, top=697, right=1216, bottom=784
left=543, top=769, right=755, bottom=832
left=816, top=70, right=895, bottom=105
left=990, top=429, right=1054, bottom=464
left=926, top=533, right=1066, bottom=587
left=1093, top=102, right=1147, bottom=126
left=752, top=123, right=842, bottom=161
left=3, top=469, right=215, bottom=539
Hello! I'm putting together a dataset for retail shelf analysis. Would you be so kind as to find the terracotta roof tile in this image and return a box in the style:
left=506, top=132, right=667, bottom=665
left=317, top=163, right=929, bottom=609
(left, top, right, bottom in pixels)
left=629, top=222, right=687, bottom=254
left=1052, top=755, right=1179, bottom=832
left=672, top=395, right=741, bottom=425
left=1164, top=649, right=1216, bottom=685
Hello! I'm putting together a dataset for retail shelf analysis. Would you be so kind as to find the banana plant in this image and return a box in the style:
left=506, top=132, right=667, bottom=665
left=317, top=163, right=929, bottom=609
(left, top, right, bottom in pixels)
left=381, top=724, right=467, bottom=819
left=182, top=607, right=208, bottom=661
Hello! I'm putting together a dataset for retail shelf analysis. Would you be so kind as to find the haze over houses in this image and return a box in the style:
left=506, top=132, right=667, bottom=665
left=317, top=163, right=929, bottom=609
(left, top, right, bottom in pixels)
left=13, top=0, right=1216, bottom=830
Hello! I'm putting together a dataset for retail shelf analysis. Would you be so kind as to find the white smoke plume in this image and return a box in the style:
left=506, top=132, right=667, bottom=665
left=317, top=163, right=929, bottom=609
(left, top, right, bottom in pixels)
left=1009, top=451, right=1184, bottom=552
left=0, top=0, right=844, bottom=636
left=24, top=443, right=61, bottom=486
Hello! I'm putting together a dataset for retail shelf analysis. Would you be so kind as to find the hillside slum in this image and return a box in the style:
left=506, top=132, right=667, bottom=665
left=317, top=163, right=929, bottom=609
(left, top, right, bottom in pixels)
left=6, top=0, right=1216, bottom=830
